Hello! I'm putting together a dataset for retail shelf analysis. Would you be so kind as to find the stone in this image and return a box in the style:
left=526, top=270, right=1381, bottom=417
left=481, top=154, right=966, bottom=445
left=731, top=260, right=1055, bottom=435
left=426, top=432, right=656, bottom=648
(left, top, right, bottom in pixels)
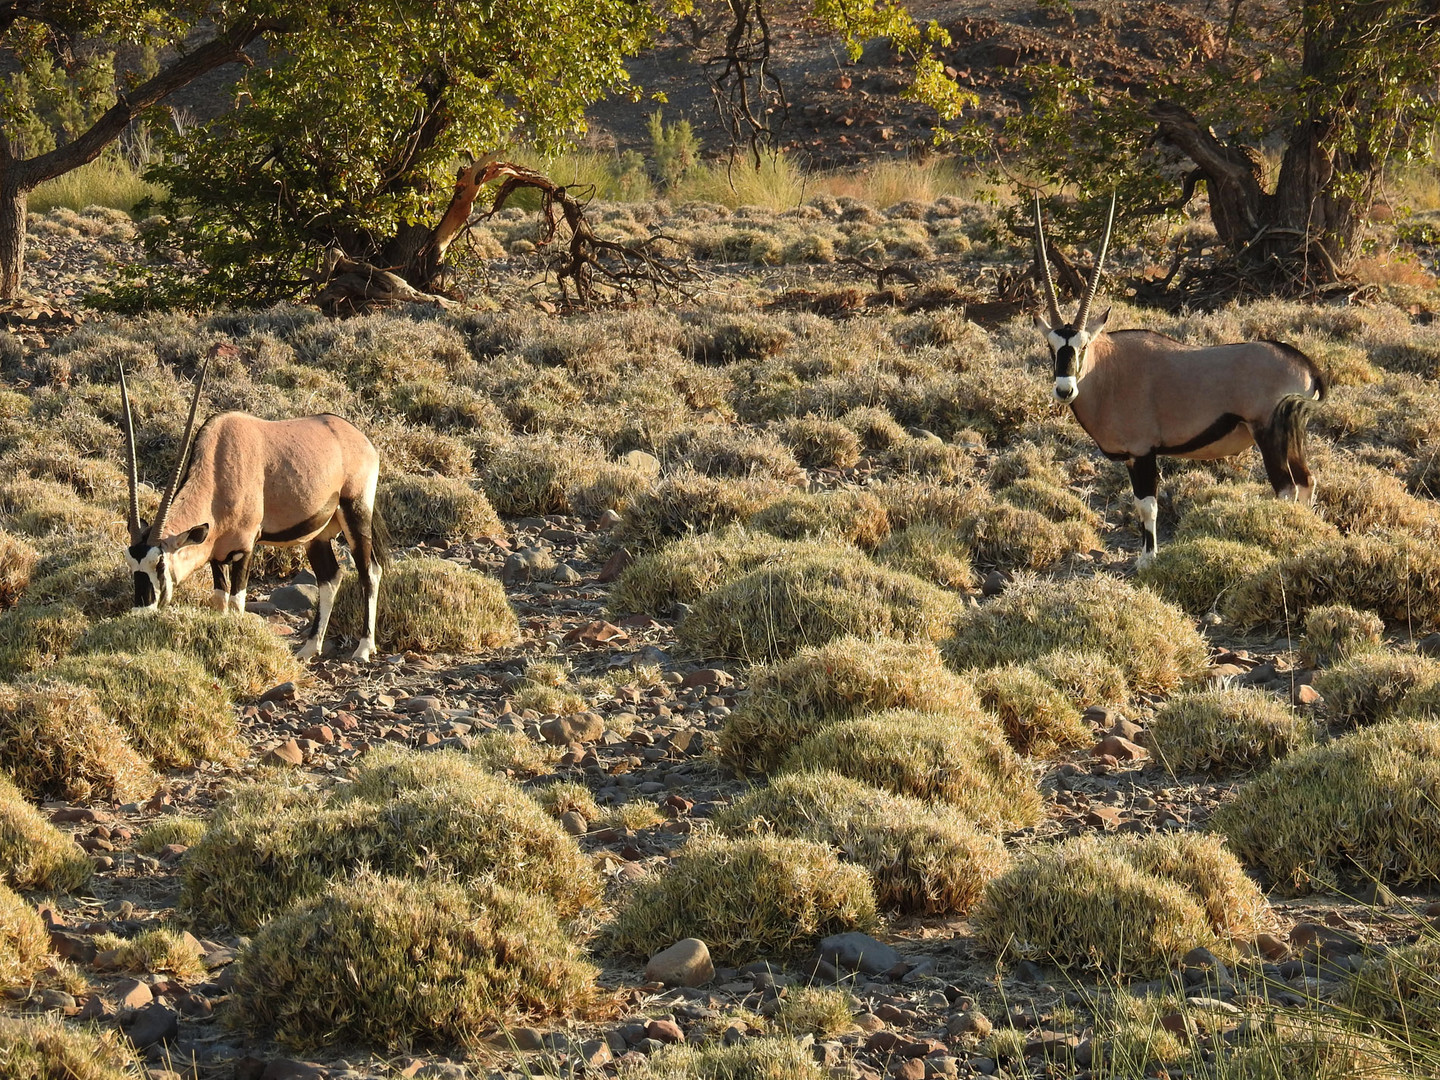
left=1085, top=805, right=1122, bottom=829
left=1294, top=684, right=1324, bottom=707
left=620, top=450, right=662, bottom=477
left=1092, top=735, right=1147, bottom=761
left=645, top=938, right=715, bottom=988
left=597, top=547, right=634, bottom=583
left=539, top=712, right=605, bottom=745
left=269, top=585, right=319, bottom=613
left=121, top=1002, right=178, bottom=1049
left=113, top=978, right=152, bottom=1010
left=1022, top=1031, right=1079, bottom=1058
left=559, top=811, right=588, bottom=836
left=818, top=932, right=902, bottom=977
left=645, top=1018, right=685, bottom=1044
left=892, top=1060, right=925, bottom=1080
left=259, top=681, right=298, bottom=703
left=262, top=739, right=304, bottom=766
left=501, top=1027, right=545, bottom=1051
left=981, top=570, right=1008, bottom=596
left=261, top=1061, right=331, bottom=1080
left=947, top=1011, right=992, bottom=1039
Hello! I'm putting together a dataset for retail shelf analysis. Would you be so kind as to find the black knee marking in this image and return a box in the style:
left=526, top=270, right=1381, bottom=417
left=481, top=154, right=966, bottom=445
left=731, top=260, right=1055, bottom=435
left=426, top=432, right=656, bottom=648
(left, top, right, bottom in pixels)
left=305, top=538, right=340, bottom=641
left=210, top=560, right=228, bottom=593
left=1127, top=452, right=1159, bottom=553
left=229, top=550, right=253, bottom=599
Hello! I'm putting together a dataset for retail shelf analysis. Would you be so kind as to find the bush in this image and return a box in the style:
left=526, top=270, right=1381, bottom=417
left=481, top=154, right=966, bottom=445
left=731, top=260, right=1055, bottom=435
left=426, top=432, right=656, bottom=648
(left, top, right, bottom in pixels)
left=479, top=434, right=604, bottom=517
left=0, top=882, right=49, bottom=986
left=0, top=1017, right=142, bottom=1080
left=51, top=651, right=242, bottom=768
left=0, top=604, right=88, bottom=679
left=781, top=709, right=1041, bottom=828
left=678, top=551, right=958, bottom=664
left=73, top=608, right=301, bottom=699
left=775, top=417, right=862, bottom=470
left=0, top=529, right=35, bottom=610
left=624, top=1039, right=829, bottom=1080
left=567, top=462, right=655, bottom=520
left=227, top=872, right=597, bottom=1051
left=1299, top=604, right=1385, bottom=667
left=1135, top=538, right=1277, bottom=617
left=945, top=574, right=1208, bottom=694
left=959, top=503, right=1100, bottom=573
left=0, top=680, right=155, bottom=804
left=611, top=471, right=787, bottom=552
left=0, top=772, right=91, bottom=893
left=1310, top=652, right=1440, bottom=727
left=182, top=746, right=599, bottom=931
left=670, top=426, right=806, bottom=485
left=1029, top=649, right=1128, bottom=709
left=607, top=834, right=877, bottom=964
left=1146, top=687, right=1314, bottom=775
left=378, top=474, right=503, bottom=546
left=748, top=490, right=891, bottom=551
left=1213, top=719, right=1440, bottom=892
left=971, top=664, right=1090, bottom=757
left=714, top=771, right=1008, bottom=914
left=719, top=636, right=978, bottom=774
left=1345, top=938, right=1440, bottom=1035
left=973, top=833, right=1266, bottom=976
left=1175, top=495, right=1340, bottom=550
left=873, top=523, right=974, bottom=589
left=332, top=558, right=517, bottom=654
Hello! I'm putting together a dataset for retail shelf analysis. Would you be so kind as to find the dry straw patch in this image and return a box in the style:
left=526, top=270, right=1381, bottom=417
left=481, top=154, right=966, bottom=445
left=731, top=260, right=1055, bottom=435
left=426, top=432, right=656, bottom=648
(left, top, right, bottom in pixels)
left=0, top=1017, right=142, bottom=1080
left=73, top=609, right=301, bottom=699
left=480, top=434, right=603, bottom=516
left=973, top=833, right=1266, bottom=976
left=997, top=478, right=1101, bottom=529
left=873, top=523, right=974, bottom=589
left=90, top=928, right=204, bottom=980
left=610, top=471, right=787, bottom=552
left=623, top=1038, right=829, bottom=1080
left=0, top=529, right=35, bottom=610
left=748, top=490, right=891, bottom=550
left=719, top=636, right=977, bottom=774
left=1028, top=649, right=1128, bottom=709
left=1310, top=652, right=1440, bottom=727
left=1345, top=938, right=1440, bottom=1037
left=1213, top=719, right=1440, bottom=893
left=1175, top=495, right=1340, bottom=550
left=182, top=746, right=598, bottom=931
left=52, top=651, right=242, bottom=768
left=0, top=680, right=155, bottom=804
left=0, top=772, right=91, bottom=893
left=0, top=882, right=49, bottom=986
left=333, top=558, right=517, bottom=654
left=1299, top=604, right=1384, bottom=667
left=1227, top=1016, right=1417, bottom=1080
left=1135, top=538, right=1277, bottom=617
left=971, top=664, right=1090, bottom=757
left=227, top=872, right=597, bottom=1051
left=771, top=986, right=858, bottom=1038
left=0, top=604, right=89, bottom=679
left=608, top=834, right=877, bottom=964
left=1146, top=687, right=1314, bottom=775
left=958, top=503, right=1100, bottom=573
left=945, top=575, right=1208, bottom=695
left=133, top=817, right=208, bottom=854
left=774, top=417, right=863, bottom=469
left=781, top=709, right=1041, bottom=828
left=378, top=475, right=502, bottom=546
left=713, top=771, right=1009, bottom=914
left=466, top=730, right=556, bottom=778
left=678, top=551, right=958, bottom=663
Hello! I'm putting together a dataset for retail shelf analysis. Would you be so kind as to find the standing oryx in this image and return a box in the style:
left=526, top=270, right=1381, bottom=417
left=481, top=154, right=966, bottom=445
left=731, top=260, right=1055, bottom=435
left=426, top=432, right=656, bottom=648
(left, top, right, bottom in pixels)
left=1031, top=194, right=1326, bottom=564
left=120, top=345, right=387, bottom=661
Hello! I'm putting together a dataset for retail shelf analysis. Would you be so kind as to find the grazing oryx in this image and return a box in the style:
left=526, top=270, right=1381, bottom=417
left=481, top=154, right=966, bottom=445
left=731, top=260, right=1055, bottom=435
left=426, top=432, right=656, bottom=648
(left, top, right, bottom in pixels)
left=1032, top=194, right=1326, bottom=564
left=120, top=346, right=387, bottom=661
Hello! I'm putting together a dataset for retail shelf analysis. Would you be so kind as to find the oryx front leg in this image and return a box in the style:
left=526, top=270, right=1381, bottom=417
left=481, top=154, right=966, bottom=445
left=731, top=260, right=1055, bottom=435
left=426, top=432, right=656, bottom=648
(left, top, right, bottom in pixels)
left=209, top=560, right=229, bottom=611
left=1127, top=452, right=1160, bottom=569
left=227, top=549, right=253, bottom=613
left=296, top=539, right=340, bottom=662
left=339, top=493, right=383, bottom=663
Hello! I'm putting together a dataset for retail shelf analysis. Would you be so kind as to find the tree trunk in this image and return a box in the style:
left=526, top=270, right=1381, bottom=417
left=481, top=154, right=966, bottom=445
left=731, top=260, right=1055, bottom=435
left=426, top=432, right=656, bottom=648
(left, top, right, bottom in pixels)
left=0, top=169, right=29, bottom=300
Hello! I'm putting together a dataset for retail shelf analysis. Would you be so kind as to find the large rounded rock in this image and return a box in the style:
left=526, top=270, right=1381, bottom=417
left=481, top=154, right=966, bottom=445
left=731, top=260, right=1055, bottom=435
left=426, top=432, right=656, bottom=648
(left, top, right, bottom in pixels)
left=645, top=938, right=715, bottom=988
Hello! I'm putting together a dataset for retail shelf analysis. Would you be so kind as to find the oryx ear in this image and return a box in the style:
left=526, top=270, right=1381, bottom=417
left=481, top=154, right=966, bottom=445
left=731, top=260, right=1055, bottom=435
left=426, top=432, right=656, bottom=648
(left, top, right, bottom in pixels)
left=1085, top=307, right=1111, bottom=334
left=162, top=523, right=210, bottom=552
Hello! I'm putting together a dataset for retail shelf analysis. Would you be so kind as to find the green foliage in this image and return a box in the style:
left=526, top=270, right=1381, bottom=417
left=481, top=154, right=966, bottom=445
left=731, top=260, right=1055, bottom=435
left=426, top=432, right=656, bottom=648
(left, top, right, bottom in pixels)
left=647, top=110, right=698, bottom=189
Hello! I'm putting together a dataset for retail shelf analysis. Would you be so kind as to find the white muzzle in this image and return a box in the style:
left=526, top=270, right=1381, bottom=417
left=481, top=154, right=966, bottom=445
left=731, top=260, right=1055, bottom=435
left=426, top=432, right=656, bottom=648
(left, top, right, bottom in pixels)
left=1053, top=376, right=1078, bottom=404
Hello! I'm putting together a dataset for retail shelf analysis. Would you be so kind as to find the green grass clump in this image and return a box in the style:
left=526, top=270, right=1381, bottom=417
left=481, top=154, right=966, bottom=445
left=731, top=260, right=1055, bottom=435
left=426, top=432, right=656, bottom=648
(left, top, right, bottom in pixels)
left=0, top=882, right=49, bottom=986
left=0, top=772, right=91, bottom=893
left=1135, top=538, right=1277, bottom=617
left=781, top=709, right=1042, bottom=828
left=1213, top=719, right=1440, bottom=893
left=610, top=471, right=787, bottom=552
left=719, top=636, right=977, bottom=774
left=623, top=1038, right=829, bottom=1080
left=91, top=928, right=204, bottom=979
left=713, top=771, right=1008, bottom=914
left=0, top=680, right=155, bottom=804
left=1299, top=604, right=1385, bottom=667
left=1310, top=652, right=1440, bottom=727
left=1225, top=532, right=1440, bottom=631
left=972, top=833, right=1266, bottom=976
left=678, top=550, right=959, bottom=663
left=608, top=834, right=877, bottom=965
left=73, top=608, right=301, bottom=699
left=1147, top=687, right=1314, bottom=775
left=1029, top=649, right=1128, bottom=709
left=1345, top=938, right=1440, bottom=1036
left=945, top=574, right=1208, bottom=695
left=227, top=871, right=597, bottom=1051
left=333, top=558, right=517, bottom=654
left=182, top=746, right=599, bottom=931
left=0, top=529, right=35, bottom=610
left=748, top=490, right=891, bottom=551
left=772, top=986, right=858, bottom=1038
left=51, top=651, right=242, bottom=768
left=1175, top=495, right=1340, bottom=550
left=378, top=474, right=503, bottom=546
left=133, top=817, right=208, bottom=854
left=971, top=664, right=1091, bottom=757
left=873, top=523, right=975, bottom=589
left=0, top=604, right=89, bottom=680
left=0, top=1016, right=142, bottom=1080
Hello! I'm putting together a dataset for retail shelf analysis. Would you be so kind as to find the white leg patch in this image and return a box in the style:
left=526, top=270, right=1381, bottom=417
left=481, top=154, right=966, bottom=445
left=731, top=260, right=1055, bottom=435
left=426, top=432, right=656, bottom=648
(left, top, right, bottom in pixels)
left=352, top=563, right=382, bottom=662
left=229, top=589, right=247, bottom=613
left=298, top=578, right=341, bottom=662
left=209, top=589, right=228, bottom=611
left=1135, top=496, right=1159, bottom=568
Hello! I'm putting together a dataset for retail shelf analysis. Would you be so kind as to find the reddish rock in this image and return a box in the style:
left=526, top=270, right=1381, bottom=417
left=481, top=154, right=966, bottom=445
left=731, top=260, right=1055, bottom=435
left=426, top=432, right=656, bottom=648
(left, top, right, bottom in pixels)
left=1093, top=735, right=1148, bottom=761
left=1085, top=806, right=1122, bottom=829
left=646, top=1019, right=685, bottom=1044
left=262, top=740, right=304, bottom=766
left=597, top=548, right=634, bottom=583
left=300, top=724, right=335, bottom=744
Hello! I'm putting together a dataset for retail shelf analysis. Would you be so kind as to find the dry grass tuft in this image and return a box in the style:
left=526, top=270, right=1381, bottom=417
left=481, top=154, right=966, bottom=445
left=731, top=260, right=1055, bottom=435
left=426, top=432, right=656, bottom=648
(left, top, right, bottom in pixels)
left=775, top=417, right=863, bottom=469
left=0, top=1016, right=143, bottom=1080
left=1029, top=649, right=1129, bottom=709
left=714, top=771, right=1008, bottom=914
left=90, top=928, right=204, bottom=979
left=1318, top=458, right=1440, bottom=536
left=333, top=558, right=517, bottom=654
left=1310, top=651, right=1440, bottom=727
left=772, top=986, right=859, bottom=1038
left=182, top=745, right=599, bottom=931
left=466, top=731, right=557, bottom=778
left=997, top=478, right=1101, bottom=529
left=1135, top=538, right=1277, bottom=617
left=607, top=834, right=878, bottom=964
left=611, top=471, right=787, bottom=551
left=73, top=608, right=301, bottom=699
left=1299, top=604, right=1385, bottom=667
left=945, top=574, right=1208, bottom=694
left=781, top=709, right=1041, bottom=828
left=873, top=523, right=974, bottom=589
left=0, top=680, right=155, bottom=803
left=0, top=529, right=35, bottom=610
left=973, top=833, right=1266, bottom=976
left=1226, top=1015, right=1418, bottom=1080
left=959, top=503, right=1100, bottom=573
left=622, top=1038, right=829, bottom=1080
left=535, top=780, right=600, bottom=822
left=1176, top=495, right=1340, bottom=550
left=748, top=490, right=891, bottom=551
left=719, top=636, right=978, bottom=774
left=0, top=772, right=91, bottom=893
left=227, top=871, right=597, bottom=1051
left=1146, top=687, right=1314, bottom=775
left=678, top=550, right=958, bottom=663
left=133, top=817, right=208, bottom=854
left=378, top=474, right=503, bottom=546
left=971, top=664, right=1091, bottom=757
left=1345, top=938, right=1440, bottom=1036
left=479, top=435, right=602, bottom=517
left=1213, top=719, right=1440, bottom=893
left=52, top=651, right=242, bottom=768
left=0, top=881, right=50, bottom=986
left=0, top=604, right=89, bottom=680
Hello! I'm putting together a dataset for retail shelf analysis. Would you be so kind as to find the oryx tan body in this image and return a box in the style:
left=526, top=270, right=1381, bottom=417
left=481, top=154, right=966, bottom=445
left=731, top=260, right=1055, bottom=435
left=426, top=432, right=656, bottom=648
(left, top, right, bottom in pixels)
left=120, top=350, right=386, bottom=661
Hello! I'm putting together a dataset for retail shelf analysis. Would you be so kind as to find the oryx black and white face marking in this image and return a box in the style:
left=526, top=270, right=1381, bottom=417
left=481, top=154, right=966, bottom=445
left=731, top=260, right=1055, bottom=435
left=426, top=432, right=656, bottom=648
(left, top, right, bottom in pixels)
left=1039, top=309, right=1109, bottom=405
left=125, top=543, right=169, bottom=610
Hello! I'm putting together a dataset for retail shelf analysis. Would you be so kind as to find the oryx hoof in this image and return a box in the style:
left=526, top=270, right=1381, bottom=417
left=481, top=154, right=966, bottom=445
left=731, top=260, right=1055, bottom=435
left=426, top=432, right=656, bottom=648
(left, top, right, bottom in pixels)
left=296, top=638, right=321, bottom=661
left=351, top=638, right=375, bottom=663
left=1135, top=550, right=1157, bottom=571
